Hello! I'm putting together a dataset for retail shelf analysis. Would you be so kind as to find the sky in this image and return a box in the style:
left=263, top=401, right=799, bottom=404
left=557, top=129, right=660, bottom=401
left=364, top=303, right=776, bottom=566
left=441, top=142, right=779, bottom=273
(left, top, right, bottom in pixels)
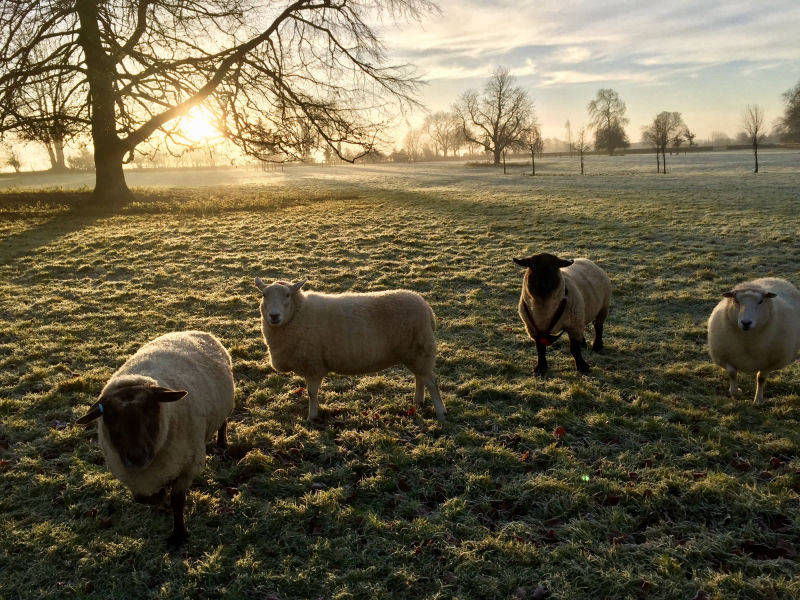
left=385, top=0, right=800, bottom=141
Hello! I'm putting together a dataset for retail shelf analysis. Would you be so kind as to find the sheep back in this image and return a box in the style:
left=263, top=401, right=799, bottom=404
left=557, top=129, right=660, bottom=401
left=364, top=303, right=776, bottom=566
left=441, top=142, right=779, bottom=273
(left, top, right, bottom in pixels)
left=561, top=258, right=611, bottom=333
left=264, top=289, right=437, bottom=378
left=98, top=331, right=234, bottom=496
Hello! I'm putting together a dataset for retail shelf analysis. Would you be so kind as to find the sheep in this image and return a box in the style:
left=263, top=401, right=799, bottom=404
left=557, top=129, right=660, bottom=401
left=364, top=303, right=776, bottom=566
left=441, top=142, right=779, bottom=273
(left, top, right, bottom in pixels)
left=254, top=278, right=446, bottom=421
left=513, top=253, right=611, bottom=375
left=708, top=277, right=800, bottom=402
left=76, top=331, right=234, bottom=547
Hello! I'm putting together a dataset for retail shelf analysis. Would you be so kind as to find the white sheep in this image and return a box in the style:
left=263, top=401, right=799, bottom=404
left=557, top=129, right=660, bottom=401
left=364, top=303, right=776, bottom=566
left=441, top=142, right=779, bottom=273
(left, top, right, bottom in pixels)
left=513, top=253, right=612, bottom=375
left=255, top=278, right=446, bottom=421
left=708, top=277, right=800, bottom=402
left=76, top=331, right=234, bottom=547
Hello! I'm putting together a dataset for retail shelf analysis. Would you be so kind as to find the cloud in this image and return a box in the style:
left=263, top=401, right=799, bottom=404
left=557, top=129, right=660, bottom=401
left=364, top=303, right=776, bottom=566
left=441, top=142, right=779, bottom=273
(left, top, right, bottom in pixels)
left=387, top=0, right=800, bottom=87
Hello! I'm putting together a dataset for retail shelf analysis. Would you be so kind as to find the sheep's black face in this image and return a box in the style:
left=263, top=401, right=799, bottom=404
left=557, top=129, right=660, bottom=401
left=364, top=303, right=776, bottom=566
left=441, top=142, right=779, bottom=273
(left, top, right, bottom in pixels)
left=513, top=253, right=573, bottom=298
left=101, top=389, right=161, bottom=469
left=76, top=384, right=187, bottom=469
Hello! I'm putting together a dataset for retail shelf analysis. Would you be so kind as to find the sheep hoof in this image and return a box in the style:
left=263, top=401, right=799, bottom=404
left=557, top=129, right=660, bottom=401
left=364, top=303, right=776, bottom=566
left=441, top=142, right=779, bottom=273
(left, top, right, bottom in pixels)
left=592, top=342, right=604, bottom=353
left=167, top=530, right=188, bottom=549
left=533, top=367, right=548, bottom=377
left=576, top=362, right=591, bottom=374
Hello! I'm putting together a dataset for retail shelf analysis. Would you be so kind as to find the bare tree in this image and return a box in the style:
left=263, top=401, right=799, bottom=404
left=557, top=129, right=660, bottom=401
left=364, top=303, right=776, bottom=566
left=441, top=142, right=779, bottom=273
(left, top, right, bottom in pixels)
left=587, top=88, right=629, bottom=155
left=0, top=0, right=436, bottom=204
left=743, top=104, right=765, bottom=173
left=684, top=128, right=696, bottom=151
left=575, top=126, right=590, bottom=175
left=7, top=44, right=86, bottom=172
left=642, top=111, right=684, bottom=173
left=3, top=144, right=22, bottom=173
left=521, top=120, right=543, bottom=176
left=423, top=111, right=462, bottom=158
left=454, top=67, right=533, bottom=166
left=778, top=80, right=800, bottom=142
left=403, top=127, right=424, bottom=162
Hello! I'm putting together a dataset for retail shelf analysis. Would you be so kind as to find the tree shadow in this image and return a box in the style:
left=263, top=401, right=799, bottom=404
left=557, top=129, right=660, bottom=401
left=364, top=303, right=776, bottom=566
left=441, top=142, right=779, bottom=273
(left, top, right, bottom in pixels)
left=0, top=191, right=117, bottom=266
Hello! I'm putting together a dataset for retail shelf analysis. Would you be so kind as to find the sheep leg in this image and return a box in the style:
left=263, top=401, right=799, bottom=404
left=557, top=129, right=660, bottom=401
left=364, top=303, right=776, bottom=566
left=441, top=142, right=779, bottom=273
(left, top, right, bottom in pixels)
left=533, top=339, right=548, bottom=376
left=306, top=376, right=322, bottom=420
left=725, top=365, right=741, bottom=398
left=593, top=306, right=609, bottom=352
left=414, top=376, right=426, bottom=406
left=592, top=321, right=604, bottom=352
left=167, top=487, right=188, bottom=548
left=754, top=371, right=768, bottom=403
left=216, top=421, right=228, bottom=449
left=568, top=334, right=591, bottom=374
left=425, top=375, right=447, bottom=421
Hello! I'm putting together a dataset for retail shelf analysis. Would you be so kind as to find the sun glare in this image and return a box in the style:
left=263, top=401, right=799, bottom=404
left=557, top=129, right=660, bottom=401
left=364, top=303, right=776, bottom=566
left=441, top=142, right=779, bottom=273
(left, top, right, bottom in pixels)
left=179, top=110, right=219, bottom=142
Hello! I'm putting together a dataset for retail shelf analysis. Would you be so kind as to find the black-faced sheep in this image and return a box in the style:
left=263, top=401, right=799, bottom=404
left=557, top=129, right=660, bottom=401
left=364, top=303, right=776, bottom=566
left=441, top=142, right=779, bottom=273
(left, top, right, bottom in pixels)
left=708, top=277, right=800, bottom=402
left=76, top=331, right=234, bottom=547
left=514, top=253, right=611, bottom=375
left=255, top=278, right=446, bottom=421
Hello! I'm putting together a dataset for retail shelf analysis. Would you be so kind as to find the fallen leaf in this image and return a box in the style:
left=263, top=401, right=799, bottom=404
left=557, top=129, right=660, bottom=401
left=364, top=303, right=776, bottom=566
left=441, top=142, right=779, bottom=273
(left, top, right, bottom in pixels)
left=693, top=472, right=706, bottom=480
left=554, top=426, right=566, bottom=438
left=406, top=406, right=416, bottom=417
left=769, top=456, right=784, bottom=469
left=292, top=387, right=305, bottom=396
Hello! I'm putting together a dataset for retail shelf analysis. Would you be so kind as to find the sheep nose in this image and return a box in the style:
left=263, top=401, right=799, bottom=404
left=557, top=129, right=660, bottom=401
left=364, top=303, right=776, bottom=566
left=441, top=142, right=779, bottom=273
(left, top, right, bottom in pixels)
left=741, top=320, right=752, bottom=330
left=269, top=313, right=281, bottom=324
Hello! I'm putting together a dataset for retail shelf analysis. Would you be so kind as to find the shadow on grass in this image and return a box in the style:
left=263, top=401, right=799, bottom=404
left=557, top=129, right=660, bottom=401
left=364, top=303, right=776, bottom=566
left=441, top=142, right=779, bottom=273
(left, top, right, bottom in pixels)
left=0, top=191, right=115, bottom=266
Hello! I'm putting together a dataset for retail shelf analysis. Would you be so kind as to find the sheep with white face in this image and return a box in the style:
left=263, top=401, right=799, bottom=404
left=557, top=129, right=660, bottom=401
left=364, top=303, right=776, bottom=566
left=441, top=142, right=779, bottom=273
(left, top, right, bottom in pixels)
left=708, top=278, right=800, bottom=402
left=256, top=278, right=446, bottom=421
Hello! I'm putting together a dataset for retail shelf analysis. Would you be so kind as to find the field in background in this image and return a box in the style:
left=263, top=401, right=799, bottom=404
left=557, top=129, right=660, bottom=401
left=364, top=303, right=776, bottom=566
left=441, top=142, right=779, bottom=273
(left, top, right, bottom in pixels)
left=1, top=160, right=799, bottom=599
left=0, top=149, right=798, bottom=192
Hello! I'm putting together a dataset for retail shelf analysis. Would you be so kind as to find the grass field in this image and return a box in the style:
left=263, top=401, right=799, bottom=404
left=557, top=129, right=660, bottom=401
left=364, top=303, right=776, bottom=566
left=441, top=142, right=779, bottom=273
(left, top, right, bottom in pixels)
left=1, top=159, right=799, bottom=599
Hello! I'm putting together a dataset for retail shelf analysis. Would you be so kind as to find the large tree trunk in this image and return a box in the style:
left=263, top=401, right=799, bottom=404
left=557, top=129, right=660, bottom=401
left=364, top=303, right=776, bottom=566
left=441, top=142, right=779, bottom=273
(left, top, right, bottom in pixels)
left=77, top=0, right=132, bottom=207
left=531, top=150, right=535, bottom=176
left=53, top=137, right=67, bottom=171
left=662, top=148, right=667, bottom=174
left=655, top=149, right=660, bottom=173
left=493, top=147, right=502, bottom=166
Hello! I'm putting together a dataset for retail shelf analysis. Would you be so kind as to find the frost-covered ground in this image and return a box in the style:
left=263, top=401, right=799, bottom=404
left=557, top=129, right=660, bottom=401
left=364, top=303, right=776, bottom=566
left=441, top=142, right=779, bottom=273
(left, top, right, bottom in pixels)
left=1, top=158, right=799, bottom=599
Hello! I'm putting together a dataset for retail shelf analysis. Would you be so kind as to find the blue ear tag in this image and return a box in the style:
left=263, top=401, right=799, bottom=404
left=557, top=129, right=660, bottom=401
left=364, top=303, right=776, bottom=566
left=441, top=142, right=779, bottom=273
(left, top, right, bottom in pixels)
left=98, top=403, right=104, bottom=415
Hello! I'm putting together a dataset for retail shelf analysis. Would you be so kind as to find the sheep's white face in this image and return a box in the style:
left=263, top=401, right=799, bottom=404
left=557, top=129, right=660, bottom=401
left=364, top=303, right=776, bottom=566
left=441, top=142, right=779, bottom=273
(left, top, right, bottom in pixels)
left=724, top=288, right=776, bottom=331
left=256, top=278, right=306, bottom=327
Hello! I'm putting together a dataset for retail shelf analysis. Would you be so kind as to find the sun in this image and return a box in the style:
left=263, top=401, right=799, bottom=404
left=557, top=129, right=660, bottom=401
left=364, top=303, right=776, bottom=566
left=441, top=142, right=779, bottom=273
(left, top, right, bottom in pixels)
left=179, top=109, right=219, bottom=142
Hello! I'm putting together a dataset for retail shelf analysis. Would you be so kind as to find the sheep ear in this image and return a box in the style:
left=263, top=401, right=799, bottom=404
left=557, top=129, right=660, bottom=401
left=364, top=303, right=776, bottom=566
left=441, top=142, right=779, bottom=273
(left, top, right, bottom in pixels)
left=290, top=280, right=307, bottom=293
left=764, top=292, right=777, bottom=299
left=722, top=290, right=736, bottom=298
left=76, top=402, right=102, bottom=425
left=254, top=277, right=266, bottom=291
left=557, top=258, right=574, bottom=268
left=152, top=387, right=187, bottom=403
left=513, top=257, right=530, bottom=268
